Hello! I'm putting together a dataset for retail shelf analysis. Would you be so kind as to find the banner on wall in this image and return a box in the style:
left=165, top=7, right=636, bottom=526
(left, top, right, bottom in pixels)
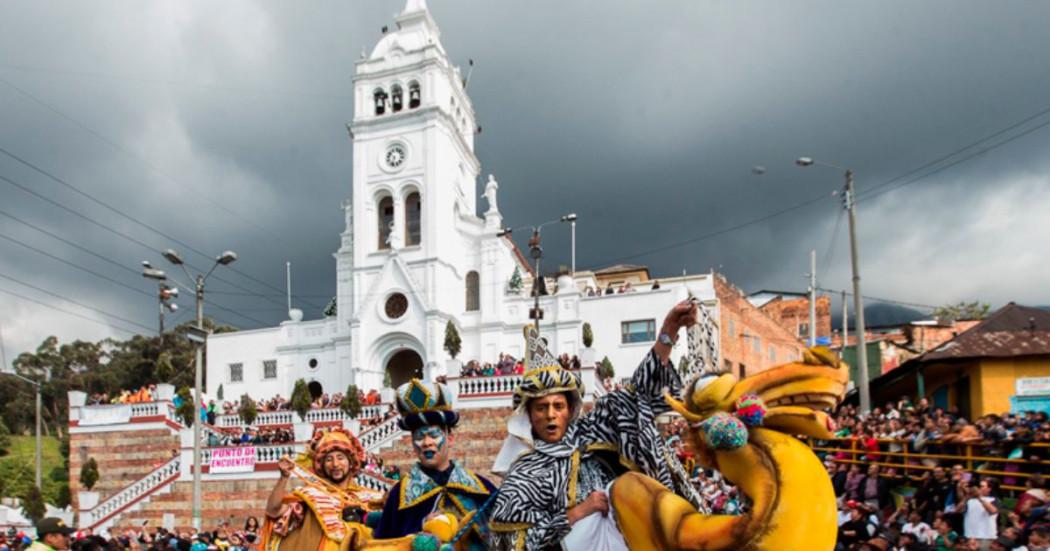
left=210, top=446, right=256, bottom=473
left=1017, top=377, right=1050, bottom=397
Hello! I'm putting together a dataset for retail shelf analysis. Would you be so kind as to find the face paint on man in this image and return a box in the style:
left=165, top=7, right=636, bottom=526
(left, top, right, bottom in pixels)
left=412, top=425, right=451, bottom=471
left=322, top=450, right=353, bottom=484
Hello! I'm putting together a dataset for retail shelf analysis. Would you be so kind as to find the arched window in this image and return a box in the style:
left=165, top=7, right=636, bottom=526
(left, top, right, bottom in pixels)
left=374, top=89, right=387, bottom=116
left=405, top=191, right=421, bottom=246
left=377, top=196, right=394, bottom=249
left=408, top=81, right=421, bottom=108
left=391, top=84, right=403, bottom=112
left=465, top=271, right=480, bottom=311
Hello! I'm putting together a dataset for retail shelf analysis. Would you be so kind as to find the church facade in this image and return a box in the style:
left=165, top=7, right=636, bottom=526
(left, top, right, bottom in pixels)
left=207, top=1, right=803, bottom=402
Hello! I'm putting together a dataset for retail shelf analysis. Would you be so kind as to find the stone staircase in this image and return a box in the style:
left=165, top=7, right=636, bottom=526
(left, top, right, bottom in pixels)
left=375, top=407, right=513, bottom=481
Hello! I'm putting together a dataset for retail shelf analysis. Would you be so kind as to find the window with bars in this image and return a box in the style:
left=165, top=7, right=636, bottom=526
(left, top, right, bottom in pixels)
left=263, top=360, right=277, bottom=380
left=229, top=363, right=243, bottom=383
left=621, top=319, right=656, bottom=344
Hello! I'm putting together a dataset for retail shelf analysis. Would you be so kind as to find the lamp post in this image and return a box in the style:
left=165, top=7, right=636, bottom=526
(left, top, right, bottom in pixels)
left=141, top=263, right=178, bottom=334
left=796, top=157, right=870, bottom=413
left=560, top=213, right=577, bottom=274
left=158, top=248, right=237, bottom=530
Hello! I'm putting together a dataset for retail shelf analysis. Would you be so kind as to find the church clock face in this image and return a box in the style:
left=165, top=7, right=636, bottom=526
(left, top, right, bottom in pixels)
left=385, top=144, right=406, bottom=169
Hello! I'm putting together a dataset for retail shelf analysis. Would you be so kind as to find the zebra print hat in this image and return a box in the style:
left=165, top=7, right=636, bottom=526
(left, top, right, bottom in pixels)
left=512, top=325, right=584, bottom=416
left=394, top=378, right=459, bottom=431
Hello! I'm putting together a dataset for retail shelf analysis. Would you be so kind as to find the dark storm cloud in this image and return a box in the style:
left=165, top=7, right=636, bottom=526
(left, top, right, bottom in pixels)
left=1, top=0, right=1049, bottom=358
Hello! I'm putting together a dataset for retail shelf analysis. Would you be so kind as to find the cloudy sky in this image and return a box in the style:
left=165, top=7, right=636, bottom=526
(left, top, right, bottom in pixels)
left=1, top=0, right=1049, bottom=360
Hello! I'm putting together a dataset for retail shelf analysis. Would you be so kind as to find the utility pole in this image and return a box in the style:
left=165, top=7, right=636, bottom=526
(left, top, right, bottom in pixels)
left=844, top=169, right=871, bottom=413
left=528, top=230, right=543, bottom=338
left=192, top=274, right=204, bottom=530
left=808, top=250, right=817, bottom=347
left=842, top=290, right=848, bottom=354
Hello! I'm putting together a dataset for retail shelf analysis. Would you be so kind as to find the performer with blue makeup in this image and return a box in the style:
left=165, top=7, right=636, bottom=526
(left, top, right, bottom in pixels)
left=373, top=379, right=497, bottom=550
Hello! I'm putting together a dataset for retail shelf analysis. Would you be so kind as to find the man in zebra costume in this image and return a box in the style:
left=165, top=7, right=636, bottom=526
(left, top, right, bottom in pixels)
left=489, top=301, right=704, bottom=550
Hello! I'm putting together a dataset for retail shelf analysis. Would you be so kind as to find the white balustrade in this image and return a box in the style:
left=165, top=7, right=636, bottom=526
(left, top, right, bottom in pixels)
left=359, top=417, right=404, bottom=453
left=81, top=457, right=181, bottom=529
left=356, top=471, right=394, bottom=492
left=217, top=405, right=391, bottom=428
left=129, top=403, right=160, bottom=417
left=452, top=374, right=523, bottom=397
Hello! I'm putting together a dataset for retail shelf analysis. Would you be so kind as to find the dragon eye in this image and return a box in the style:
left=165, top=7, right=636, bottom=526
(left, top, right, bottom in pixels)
left=691, top=374, right=720, bottom=395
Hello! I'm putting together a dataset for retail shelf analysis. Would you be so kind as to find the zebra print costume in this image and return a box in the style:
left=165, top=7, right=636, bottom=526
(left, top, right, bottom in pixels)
left=489, top=349, right=702, bottom=551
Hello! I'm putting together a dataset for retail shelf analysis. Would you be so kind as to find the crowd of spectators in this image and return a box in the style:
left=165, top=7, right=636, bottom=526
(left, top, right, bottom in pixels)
left=204, top=426, right=293, bottom=448
left=459, top=352, right=586, bottom=377
left=663, top=419, right=747, bottom=516
left=818, top=401, right=1049, bottom=550
left=2, top=517, right=267, bottom=551
left=86, top=385, right=157, bottom=405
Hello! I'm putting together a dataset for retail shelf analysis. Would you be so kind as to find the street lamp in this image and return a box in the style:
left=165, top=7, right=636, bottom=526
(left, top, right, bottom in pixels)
left=560, top=213, right=577, bottom=274
left=0, top=365, right=42, bottom=489
left=157, top=248, right=237, bottom=530
left=142, top=262, right=178, bottom=334
left=796, top=156, right=870, bottom=414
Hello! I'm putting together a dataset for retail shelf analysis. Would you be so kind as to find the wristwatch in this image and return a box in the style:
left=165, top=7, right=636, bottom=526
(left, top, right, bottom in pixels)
left=658, top=331, right=676, bottom=346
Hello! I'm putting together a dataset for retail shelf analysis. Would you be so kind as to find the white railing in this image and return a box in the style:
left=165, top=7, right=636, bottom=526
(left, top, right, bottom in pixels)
left=81, top=456, right=181, bottom=529
left=451, top=374, right=523, bottom=397
left=356, top=471, right=394, bottom=492
left=201, top=444, right=296, bottom=466
left=73, top=401, right=180, bottom=428
left=216, top=405, right=390, bottom=428
left=359, top=416, right=404, bottom=453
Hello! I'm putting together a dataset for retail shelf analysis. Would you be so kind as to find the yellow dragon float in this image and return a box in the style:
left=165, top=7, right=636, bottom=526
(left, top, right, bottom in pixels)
left=612, top=346, right=849, bottom=551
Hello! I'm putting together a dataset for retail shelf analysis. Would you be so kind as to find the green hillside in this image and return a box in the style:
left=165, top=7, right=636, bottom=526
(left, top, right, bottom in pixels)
left=0, top=435, right=66, bottom=504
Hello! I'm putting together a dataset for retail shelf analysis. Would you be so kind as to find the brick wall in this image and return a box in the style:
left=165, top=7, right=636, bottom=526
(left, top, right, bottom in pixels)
left=715, top=275, right=806, bottom=378
left=69, top=428, right=179, bottom=506
left=759, top=295, right=832, bottom=341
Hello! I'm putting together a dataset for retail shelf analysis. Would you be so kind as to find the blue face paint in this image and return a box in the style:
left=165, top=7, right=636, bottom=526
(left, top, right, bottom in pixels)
left=412, top=426, right=446, bottom=462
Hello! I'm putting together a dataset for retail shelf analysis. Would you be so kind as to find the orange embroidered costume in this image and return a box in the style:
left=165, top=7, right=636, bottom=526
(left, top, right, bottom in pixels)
left=260, top=427, right=385, bottom=551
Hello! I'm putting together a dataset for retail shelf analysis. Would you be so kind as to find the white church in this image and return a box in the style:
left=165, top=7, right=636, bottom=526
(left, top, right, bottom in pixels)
left=207, top=0, right=723, bottom=400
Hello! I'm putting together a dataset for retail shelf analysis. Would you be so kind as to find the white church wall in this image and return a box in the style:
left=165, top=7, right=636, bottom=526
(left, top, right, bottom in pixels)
left=206, top=327, right=284, bottom=400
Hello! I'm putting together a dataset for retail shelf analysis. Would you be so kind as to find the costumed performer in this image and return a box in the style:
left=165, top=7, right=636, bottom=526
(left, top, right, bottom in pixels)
left=261, top=427, right=385, bottom=551
left=373, top=379, right=497, bottom=550
left=488, top=301, right=704, bottom=551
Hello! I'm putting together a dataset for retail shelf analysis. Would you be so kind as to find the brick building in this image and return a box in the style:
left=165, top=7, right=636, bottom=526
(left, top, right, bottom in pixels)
left=747, top=290, right=832, bottom=343
left=715, top=276, right=807, bottom=378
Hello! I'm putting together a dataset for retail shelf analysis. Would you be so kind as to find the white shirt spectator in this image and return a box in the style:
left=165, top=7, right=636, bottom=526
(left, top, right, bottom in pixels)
left=962, top=496, right=999, bottom=540
left=902, top=520, right=933, bottom=544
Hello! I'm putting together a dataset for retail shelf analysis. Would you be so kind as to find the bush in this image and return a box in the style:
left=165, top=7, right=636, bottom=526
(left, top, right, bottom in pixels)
left=582, top=323, right=594, bottom=348
left=216, top=384, right=224, bottom=401
left=175, top=387, right=195, bottom=427
left=21, top=485, right=45, bottom=522
left=443, top=321, right=462, bottom=359
left=290, top=379, right=312, bottom=421
left=238, top=394, right=258, bottom=426
left=598, top=356, right=615, bottom=380
left=79, top=457, right=99, bottom=491
left=0, top=418, right=11, bottom=457
left=55, top=484, right=71, bottom=509
left=340, top=385, right=363, bottom=418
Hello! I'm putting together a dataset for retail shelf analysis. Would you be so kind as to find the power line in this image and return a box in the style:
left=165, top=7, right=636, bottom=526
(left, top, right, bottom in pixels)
left=0, top=271, right=155, bottom=332
left=0, top=145, right=321, bottom=309
left=858, top=103, right=1050, bottom=201
left=0, top=226, right=268, bottom=328
left=0, top=170, right=300, bottom=314
left=818, top=209, right=844, bottom=284
left=0, top=75, right=289, bottom=250
left=0, top=286, right=141, bottom=336
left=815, top=286, right=937, bottom=311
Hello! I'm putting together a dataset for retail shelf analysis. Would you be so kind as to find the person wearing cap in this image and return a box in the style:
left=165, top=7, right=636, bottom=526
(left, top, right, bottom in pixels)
left=260, top=427, right=385, bottom=550
left=28, top=518, right=74, bottom=551
left=372, top=379, right=496, bottom=549
left=489, top=302, right=703, bottom=551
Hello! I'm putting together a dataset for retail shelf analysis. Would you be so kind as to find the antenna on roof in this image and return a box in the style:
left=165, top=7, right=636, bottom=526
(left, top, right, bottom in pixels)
left=463, top=58, right=475, bottom=89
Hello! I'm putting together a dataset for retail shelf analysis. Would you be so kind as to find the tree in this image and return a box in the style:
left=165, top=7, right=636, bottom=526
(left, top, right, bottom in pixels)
left=79, top=457, right=99, bottom=491
left=290, top=379, right=312, bottom=421
left=21, top=484, right=46, bottom=522
left=598, top=356, right=615, bottom=380
left=324, top=297, right=337, bottom=317
left=933, top=301, right=990, bottom=322
left=55, top=484, right=71, bottom=509
left=443, top=321, right=462, bottom=359
left=238, top=394, right=258, bottom=426
left=0, top=418, right=11, bottom=457
left=508, top=266, right=523, bottom=293
left=216, top=384, right=224, bottom=401
left=175, top=387, right=195, bottom=427
left=340, top=385, right=363, bottom=419
left=582, top=323, right=594, bottom=348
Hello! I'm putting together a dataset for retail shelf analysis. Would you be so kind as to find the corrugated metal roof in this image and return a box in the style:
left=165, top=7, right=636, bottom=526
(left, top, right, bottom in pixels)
left=921, top=302, right=1050, bottom=361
